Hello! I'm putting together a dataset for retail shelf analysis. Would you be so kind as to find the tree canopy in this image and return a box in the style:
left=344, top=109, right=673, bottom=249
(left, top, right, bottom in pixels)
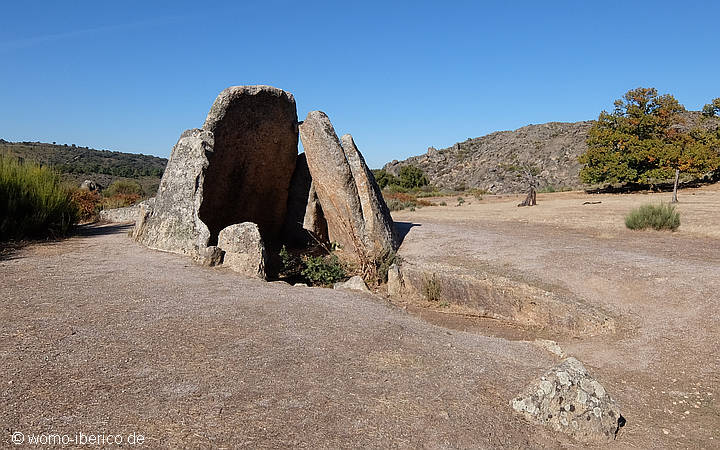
left=579, top=88, right=720, bottom=191
left=372, top=165, right=429, bottom=190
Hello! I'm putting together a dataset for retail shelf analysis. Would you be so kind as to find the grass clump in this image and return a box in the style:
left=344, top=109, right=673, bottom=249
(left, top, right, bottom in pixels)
left=0, top=154, right=77, bottom=240
left=422, top=273, right=442, bottom=302
left=625, top=203, right=680, bottom=231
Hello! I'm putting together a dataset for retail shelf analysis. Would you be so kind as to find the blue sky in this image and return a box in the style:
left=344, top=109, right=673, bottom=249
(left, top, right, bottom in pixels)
left=1, top=1, right=718, bottom=168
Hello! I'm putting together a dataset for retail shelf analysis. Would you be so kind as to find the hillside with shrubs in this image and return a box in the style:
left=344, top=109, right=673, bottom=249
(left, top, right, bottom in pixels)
left=0, top=139, right=166, bottom=195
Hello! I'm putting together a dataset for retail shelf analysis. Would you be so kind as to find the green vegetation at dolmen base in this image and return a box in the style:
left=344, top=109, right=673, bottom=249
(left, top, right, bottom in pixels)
left=625, top=203, right=680, bottom=231
left=0, top=154, right=77, bottom=241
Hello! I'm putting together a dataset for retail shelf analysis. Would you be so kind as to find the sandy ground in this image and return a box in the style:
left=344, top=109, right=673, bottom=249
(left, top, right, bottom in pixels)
left=2, top=225, right=567, bottom=448
left=393, top=184, right=720, bottom=448
left=1, top=184, right=717, bottom=448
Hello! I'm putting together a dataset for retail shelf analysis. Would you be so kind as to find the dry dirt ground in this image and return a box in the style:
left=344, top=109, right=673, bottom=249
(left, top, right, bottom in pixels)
left=392, top=184, right=720, bottom=448
left=1, top=185, right=718, bottom=448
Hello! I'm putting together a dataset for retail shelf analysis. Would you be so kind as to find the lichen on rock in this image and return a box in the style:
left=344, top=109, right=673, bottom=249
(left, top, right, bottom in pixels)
left=511, top=357, right=625, bottom=442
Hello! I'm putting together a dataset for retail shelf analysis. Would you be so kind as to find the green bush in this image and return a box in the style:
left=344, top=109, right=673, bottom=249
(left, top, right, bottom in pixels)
left=0, top=154, right=77, bottom=240
left=397, top=165, right=429, bottom=189
left=372, top=169, right=397, bottom=189
left=301, top=254, right=346, bottom=286
left=372, top=166, right=429, bottom=190
left=104, top=179, right=143, bottom=197
left=625, top=203, right=680, bottom=231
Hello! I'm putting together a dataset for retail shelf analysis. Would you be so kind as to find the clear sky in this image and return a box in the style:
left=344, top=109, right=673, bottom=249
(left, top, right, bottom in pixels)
left=1, top=1, right=718, bottom=168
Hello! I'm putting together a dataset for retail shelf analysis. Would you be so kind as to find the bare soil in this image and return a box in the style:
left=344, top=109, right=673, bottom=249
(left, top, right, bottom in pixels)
left=1, top=184, right=718, bottom=448
left=393, top=184, right=720, bottom=448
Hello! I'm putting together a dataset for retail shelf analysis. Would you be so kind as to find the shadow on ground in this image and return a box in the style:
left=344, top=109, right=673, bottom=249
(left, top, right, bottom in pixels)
left=76, top=223, right=134, bottom=238
left=394, top=221, right=421, bottom=246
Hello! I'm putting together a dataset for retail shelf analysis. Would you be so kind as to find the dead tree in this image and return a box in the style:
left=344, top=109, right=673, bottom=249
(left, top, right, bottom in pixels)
left=517, top=187, right=536, bottom=207
left=517, top=167, right=537, bottom=207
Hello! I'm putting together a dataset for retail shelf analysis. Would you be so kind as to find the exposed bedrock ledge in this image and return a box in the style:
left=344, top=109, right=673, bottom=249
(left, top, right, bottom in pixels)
left=391, top=262, right=616, bottom=337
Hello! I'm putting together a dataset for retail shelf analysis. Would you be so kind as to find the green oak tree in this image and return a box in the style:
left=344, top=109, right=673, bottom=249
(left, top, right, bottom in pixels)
left=579, top=88, right=720, bottom=202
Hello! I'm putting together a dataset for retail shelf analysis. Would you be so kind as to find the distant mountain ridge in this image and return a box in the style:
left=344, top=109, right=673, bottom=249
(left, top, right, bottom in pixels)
left=383, top=111, right=719, bottom=194
left=0, top=139, right=167, bottom=194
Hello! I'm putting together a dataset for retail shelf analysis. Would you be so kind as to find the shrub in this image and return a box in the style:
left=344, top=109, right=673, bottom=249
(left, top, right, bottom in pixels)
left=625, top=203, right=680, bottom=231
left=70, top=189, right=102, bottom=222
left=384, top=192, right=432, bottom=211
left=422, top=273, right=442, bottom=301
left=0, top=154, right=77, bottom=240
left=373, top=166, right=430, bottom=191
left=102, top=193, right=141, bottom=209
left=371, top=169, right=397, bottom=189
left=279, top=245, right=303, bottom=278
left=301, top=254, right=346, bottom=286
left=397, top=165, right=429, bottom=189
left=104, top=179, right=143, bottom=197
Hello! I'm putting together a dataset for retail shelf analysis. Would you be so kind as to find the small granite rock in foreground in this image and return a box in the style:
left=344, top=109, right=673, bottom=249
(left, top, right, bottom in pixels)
left=511, top=357, right=625, bottom=442
left=334, top=276, right=370, bottom=293
left=217, top=223, right=267, bottom=279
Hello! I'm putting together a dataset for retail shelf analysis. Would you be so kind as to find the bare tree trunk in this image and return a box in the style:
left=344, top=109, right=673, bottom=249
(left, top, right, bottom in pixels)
left=517, top=187, right=537, bottom=207
left=671, top=168, right=680, bottom=203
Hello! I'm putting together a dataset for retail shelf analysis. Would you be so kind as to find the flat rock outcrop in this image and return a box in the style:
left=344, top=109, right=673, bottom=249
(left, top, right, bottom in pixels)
left=98, top=197, right=155, bottom=224
left=299, top=111, right=396, bottom=264
left=511, top=357, right=624, bottom=442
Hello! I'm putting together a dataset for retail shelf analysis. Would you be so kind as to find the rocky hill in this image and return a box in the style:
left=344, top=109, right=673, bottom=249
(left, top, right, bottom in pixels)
left=383, top=111, right=719, bottom=194
left=0, top=139, right=167, bottom=194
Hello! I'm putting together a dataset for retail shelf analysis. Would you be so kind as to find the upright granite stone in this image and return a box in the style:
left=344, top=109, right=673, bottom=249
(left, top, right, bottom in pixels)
left=134, top=85, right=298, bottom=260
left=134, top=129, right=213, bottom=254
left=200, top=85, right=298, bottom=246
left=299, top=111, right=396, bottom=263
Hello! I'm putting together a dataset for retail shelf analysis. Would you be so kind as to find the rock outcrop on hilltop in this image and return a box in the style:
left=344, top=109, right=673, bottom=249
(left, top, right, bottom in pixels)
left=384, top=111, right=719, bottom=194
left=384, top=121, right=594, bottom=194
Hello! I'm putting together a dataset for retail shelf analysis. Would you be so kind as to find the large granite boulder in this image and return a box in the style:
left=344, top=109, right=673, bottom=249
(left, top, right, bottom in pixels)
left=217, top=222, right=267, bottom=279
left=299, top=111, right=396, bottom=264
left=511, top=357, right=625, bottom=442
left=200, top=85, right=298, bottom=246
left=134, top=85, right=298, bottom=257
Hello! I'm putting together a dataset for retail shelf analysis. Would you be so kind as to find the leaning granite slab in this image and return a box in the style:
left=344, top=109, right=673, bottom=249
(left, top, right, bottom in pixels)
left=217, top=222, right=267, bottom=279
left=282, top=153, right=328, bottom=246
left=133, top=85, right=298, bottom=260
left=299, top=111, right=396, bottom=264
left=133, top=129, right=213, bottom=255
left=511, top=357, right=625, bottom=442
